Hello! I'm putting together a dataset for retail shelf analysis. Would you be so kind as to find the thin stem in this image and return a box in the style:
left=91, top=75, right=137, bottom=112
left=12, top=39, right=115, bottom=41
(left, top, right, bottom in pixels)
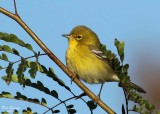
left=69, top=91, right=93, bottom=114
left=0, top=53, right=46, bottom=70
left=0, top=59, right=12, bottom=63
left=1, top=97, right=50, bottom=110
left=58, top=98, right=69, bottom=114
left=13, top=0, right=19, bottom=16
left=13, top=53, right=46, bottom=64
left=43, top=96, right=77, bottom=114
left=123, top=89, right=128, bottom=114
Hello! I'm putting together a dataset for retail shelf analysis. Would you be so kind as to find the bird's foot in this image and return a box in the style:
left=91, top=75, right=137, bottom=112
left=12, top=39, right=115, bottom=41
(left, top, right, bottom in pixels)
left=70, top=74, right=78, bottom=84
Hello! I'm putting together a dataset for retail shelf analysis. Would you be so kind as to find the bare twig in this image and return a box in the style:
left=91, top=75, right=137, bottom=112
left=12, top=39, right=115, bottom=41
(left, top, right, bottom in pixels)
left=14, top=0, right=19, bottom=17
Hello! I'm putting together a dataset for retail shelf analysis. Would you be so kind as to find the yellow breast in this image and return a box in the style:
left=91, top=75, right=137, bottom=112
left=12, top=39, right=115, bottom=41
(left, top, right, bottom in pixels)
left=66, top=45, right=117, bottom=83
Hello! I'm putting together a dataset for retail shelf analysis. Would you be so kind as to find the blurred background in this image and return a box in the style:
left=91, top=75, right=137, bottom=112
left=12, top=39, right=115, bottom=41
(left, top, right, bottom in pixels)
left=0, top=0, right=160, bottom=113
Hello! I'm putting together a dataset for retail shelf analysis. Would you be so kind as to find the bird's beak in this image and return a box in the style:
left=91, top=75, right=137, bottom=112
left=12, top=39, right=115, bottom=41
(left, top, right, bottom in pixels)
left=62, top=34, right=70, bottom=38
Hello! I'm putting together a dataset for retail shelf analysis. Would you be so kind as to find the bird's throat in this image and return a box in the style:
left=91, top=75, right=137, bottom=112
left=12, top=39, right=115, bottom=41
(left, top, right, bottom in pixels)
left=68, top=39, right=78, bottom=48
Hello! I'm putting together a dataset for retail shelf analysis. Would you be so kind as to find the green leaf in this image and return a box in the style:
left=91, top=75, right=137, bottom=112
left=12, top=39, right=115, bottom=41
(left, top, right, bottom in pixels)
left=37, top=81, right=44, bottom=91
left=12, top=48, right=20, bottom=56
left=25, top=79, right=31, bottom=86
left=0, top=32, right=3, bottom=38
left=68, top=109, right=76, bottom=114
left=30, top=62, right=38, bottom=68
left=10, top=34, right=19, bottom=44
left=87, top=100, right=97, bottom=110
left=37, top=64, right=44, bottom=72
left=1, top=112, right=9, bottom=114
left=44, top=88, right=50, bottom=94
left=118, top=41, right=125, bottom=55
left=2, top=91, right=13, bottom=98
left=16, top=92, right=22, bottom=98
left=22, top=95, right=27, bottom=101
left=67, top=104, right=74, bottom=109
left=28, top=62, right=38, bottom=78
left=13, top=110, right=18, bottom=114
left=58, top=79, right=65, bottom=86
left=16, top=92, right=28, bottom=100
left=53, top=110, right=60, bottom=113
left=19, top=39, right=25, bottom=46
left=147, top=104, right=155, bottom=111
left=33, top=98, right=40, bottom=104
left=0, top=66, right=3, bottom=70
left=2, top=45, right=12, bottom=53
left=16, top=58, right=27, bottom=85
left=25, top=44, right=33, bottom=51
left=39, top=64, right=48, bottom=74
left=5, top=63, right=13, bottom=85
left=47, top=67, right=71, bottom=92
left=123, top=64, right=129, bottom=73
left=142, top=110, right=150, bottom=114
left=41, top=98, right=47, bottom=106
left=27, top=107, right=32, bottom=113
left=6, top=63, right=13, bottom=74
left=51, top=90, right=58, bottom=99
left=0, top=33, right=35, bottom=53
left=114, top=39, right=125, bottom=62
left=132, top=105, right=137, bottom=111
left=2, top=53, right=8, bottom=61
left=28, top=63, right=71, bottom=93
left=1, top=33, right=10, bottom=42
left=114, top=39, right=120, bottom=47
left=11, top=74, right=18, bottom=82
left=29, top=69, right=36, bottom=78
left=1, top=76, right=8, bottom=81
left=22, top=110, right=28, bottom=114
left=0, top=46, right=2, bottom=51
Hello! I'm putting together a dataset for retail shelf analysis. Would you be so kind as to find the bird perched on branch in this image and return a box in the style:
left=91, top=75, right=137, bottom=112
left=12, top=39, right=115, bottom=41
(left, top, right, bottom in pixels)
left=62, top=25, right=146, bottom=97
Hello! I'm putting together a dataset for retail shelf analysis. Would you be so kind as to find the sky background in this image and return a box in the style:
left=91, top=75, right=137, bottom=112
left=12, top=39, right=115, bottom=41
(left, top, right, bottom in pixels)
left=0, top=0, right=160, bottom=114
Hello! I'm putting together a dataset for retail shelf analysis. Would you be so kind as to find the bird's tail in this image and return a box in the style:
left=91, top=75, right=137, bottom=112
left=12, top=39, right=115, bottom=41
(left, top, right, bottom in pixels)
left=119, top=82, right=146, bottom=93
left=128, top=82, right=146, bottom=93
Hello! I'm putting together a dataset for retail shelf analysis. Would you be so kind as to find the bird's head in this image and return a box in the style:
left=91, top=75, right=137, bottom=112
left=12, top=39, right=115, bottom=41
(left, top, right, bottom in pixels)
left=62, top=25, right=100, bottom=47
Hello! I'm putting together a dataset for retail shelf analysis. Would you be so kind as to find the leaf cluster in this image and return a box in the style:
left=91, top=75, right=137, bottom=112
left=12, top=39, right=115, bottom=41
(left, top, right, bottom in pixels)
left=0, top=32, right=87, bottom=114
left=100, top=39, right=157, bottom=114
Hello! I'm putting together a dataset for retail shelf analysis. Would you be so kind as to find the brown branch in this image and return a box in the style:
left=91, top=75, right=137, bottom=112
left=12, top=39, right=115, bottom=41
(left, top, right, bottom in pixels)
left=0, top=6, right=115, bottom=114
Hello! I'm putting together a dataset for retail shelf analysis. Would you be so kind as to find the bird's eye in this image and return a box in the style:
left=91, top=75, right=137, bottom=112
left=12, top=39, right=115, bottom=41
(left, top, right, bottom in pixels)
left=76, top=35, right=82, bottom=40
left=77, top=35, right=81, bottom=38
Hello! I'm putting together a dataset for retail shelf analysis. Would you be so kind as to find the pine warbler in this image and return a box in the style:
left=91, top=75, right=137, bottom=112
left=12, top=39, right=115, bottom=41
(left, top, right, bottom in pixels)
left=62, top=25, right=145, bottom=95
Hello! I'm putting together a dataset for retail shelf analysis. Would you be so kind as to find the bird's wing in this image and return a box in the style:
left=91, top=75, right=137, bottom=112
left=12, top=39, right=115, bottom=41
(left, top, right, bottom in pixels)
left=89, top=45, right=111, bottom=65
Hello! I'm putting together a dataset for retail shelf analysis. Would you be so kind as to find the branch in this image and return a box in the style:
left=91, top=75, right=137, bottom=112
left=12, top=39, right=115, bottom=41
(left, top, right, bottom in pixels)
left=123, top=89, right=128, bottom=114
left=1, top=96, right=50, bottom=110
left=0, top=6, right=115, bottom=114
left=13, top=0, right=18, bottom=16
left=43, top=96, right=76, bottom=114
left=0, top=53, right=46, bottom=70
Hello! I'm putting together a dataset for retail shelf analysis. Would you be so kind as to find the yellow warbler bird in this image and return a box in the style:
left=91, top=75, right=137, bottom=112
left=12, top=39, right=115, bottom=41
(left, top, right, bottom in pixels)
left=62, top=25, right=145, bottom=96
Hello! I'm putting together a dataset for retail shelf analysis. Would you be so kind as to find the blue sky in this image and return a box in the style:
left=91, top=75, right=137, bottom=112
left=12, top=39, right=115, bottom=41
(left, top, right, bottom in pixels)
left=0, top=0, right=160, bottom=114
